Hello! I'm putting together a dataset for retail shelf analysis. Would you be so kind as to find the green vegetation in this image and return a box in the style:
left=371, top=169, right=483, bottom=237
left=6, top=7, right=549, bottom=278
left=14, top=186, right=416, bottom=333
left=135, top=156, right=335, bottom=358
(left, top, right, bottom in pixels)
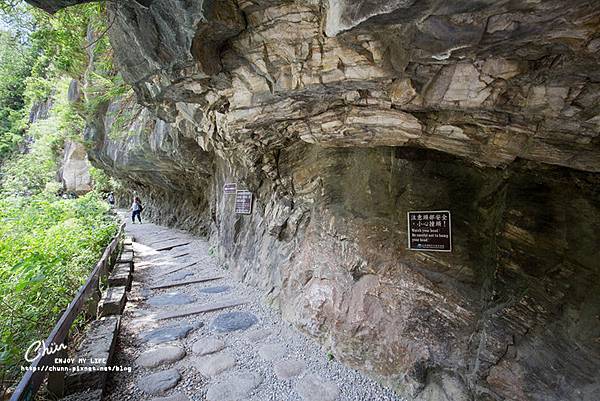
left=0, top=1, right=122, bottom=386
left=0, top=192, right=117, bottom=375
left=0, top=1, right=129, bottom=162
left=0, top=74, right=118, bottom=382
left=0, top=31, right=34, bottom=160
left=1, top=78, right=83, bottom=196
left=89, top=165, right=121, bottom=194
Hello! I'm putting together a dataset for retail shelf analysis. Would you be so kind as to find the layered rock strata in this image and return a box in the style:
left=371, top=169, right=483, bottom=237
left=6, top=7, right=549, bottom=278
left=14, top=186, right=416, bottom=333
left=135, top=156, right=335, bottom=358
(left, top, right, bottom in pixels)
left=30, top=0, right=600, bottom=400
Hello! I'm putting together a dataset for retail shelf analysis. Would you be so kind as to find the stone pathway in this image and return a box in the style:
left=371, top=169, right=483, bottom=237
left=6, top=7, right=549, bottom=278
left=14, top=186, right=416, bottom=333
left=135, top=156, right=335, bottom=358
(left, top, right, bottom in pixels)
left=104, top=213, right=403, bottom=401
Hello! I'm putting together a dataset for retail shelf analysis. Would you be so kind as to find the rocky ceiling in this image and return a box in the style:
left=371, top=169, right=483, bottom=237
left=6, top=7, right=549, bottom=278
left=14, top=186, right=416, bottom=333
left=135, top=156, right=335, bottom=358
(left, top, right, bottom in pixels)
left=111, top=0, right=600, bottom=172
left=29, top=0, right=600, bottom=172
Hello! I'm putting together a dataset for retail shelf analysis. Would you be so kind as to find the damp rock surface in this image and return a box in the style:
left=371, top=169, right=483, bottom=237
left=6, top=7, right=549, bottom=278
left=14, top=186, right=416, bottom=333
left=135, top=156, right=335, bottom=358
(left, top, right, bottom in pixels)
left=140, top=324, right=196, bottom=344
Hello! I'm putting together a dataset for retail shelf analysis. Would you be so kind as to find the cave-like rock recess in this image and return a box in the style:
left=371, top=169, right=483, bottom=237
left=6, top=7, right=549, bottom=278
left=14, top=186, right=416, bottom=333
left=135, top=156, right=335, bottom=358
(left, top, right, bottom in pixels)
left=29, top=1, right=600, bottom=401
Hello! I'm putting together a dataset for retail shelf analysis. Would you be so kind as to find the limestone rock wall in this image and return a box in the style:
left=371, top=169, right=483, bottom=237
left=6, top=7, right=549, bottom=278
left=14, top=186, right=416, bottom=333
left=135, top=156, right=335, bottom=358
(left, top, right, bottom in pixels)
left=67, top=0, right=600, bottom=400
left=85, top=99, right=214, bottom=234
left=211, top=145, right=600, bottom=401
left=60, top=140, right=92, bottom=194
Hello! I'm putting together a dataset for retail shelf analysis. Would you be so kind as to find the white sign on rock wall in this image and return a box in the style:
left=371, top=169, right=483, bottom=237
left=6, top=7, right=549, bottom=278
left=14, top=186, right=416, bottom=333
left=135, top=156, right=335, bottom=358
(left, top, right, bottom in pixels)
left=407, top=210, right=452, bottom=252
left=235, top=190, right=253, bottom=215
left=223, top=183, right=237, bottom=194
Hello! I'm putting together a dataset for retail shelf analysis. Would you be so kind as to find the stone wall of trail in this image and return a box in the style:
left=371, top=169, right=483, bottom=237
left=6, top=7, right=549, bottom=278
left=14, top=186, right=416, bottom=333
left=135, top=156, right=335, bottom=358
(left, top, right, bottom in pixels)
left=62, top=0, right=600, bottom=400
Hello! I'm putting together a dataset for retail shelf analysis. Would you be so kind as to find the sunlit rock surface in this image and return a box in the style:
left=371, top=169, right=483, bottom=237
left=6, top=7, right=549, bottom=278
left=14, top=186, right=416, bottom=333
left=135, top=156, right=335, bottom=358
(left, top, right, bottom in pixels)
left=46, top=0, right=600, bottom=400
left=60, top=140, right=92, bottom=194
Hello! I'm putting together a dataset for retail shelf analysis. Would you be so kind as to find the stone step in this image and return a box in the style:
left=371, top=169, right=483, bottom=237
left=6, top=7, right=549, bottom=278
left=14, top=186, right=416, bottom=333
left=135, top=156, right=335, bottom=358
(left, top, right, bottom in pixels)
left=199, top=285, right=231, bottom=294
left=147, top=292, right=193, bottom=306
left=149, top=275, right=223, bottom=290
left=118, top=249, right=134, bottom=266
left=191, top=338, right=225, bottom=356
left=295, top=374, right=340, bottom=401
left=135, top=345, right=186, bottom=368
left=168, top=271, right=194, bottom=281
left=155, top=299, right=247, bottom=320
left=211, top=311, right=258, bottom=332
left=205, top=371, right=262, bottom=401
left=154, top=262, right=198, bottom=278
left=172, top=252, right=190, bottom=259
left=148, top=236, right=179, bottom=246
left=274, top=359, right=307, bottom=379
left=97, top=286, right=127, bottom=317
left=114, top=260, right=133, bottom=274
left=155, top=241, right=192, bottom=252
left=194, top=352, right=236, bottom=377
left=155, top=240, right=192, bottom=252
left=108, top=264, right=132, bottom=289
left=64, top=316, right=120, bottom=395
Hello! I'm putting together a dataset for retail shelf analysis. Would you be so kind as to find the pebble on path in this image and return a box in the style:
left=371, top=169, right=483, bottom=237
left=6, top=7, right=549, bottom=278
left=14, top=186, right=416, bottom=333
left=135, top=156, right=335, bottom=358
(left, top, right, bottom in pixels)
left=137, top=369, right=181, bottom=395
left=191, top=337, right=225, bottom=356
left=135, top=345, right=186, bottom=368
left=140, top=323, right=198, bottom=344
left=211, top=311, right=258, bottom=333
left=195, top=352, right=236, bottom=377
left=274, top=359, right=307, bottom=379
left=205, top=371, right=263, bottom=401
left=257, top=343, right=287, bottom=361
left=295, top=374, right=340, bottom=401
left=150, top=392, right=189, bottom=401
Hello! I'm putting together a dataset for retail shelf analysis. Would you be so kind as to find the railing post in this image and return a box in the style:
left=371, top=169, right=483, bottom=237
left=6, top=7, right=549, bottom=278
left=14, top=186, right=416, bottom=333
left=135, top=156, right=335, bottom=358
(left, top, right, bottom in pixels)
left=85, top=281, right=101, bottom=319
left=46, top=337, right=68, bottom=398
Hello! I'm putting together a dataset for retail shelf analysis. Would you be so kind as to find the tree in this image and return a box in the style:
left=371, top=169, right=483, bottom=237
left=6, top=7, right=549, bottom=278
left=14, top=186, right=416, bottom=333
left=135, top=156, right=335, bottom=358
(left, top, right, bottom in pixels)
left=0, top=30, right=34, bottom=160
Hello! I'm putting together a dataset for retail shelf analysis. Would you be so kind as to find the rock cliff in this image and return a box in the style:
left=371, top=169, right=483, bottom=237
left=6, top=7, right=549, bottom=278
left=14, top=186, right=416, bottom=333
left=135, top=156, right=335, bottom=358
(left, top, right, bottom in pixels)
left=31, top=1, right=600, bottom=400
left=59, top=140, right=92, bottom=194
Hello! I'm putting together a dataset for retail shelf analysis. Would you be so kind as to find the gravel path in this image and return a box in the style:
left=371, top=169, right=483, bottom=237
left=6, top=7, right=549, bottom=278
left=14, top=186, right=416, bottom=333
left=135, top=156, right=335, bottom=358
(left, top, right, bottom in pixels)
left=104, top=214, right=403, bottom=401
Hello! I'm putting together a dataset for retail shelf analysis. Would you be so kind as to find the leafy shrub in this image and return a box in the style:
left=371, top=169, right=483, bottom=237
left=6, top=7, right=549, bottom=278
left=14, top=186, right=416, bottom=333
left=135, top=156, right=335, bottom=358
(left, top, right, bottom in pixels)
left=89, top=166, right=122, bottom=194
left=0, top=191, right=117, bottom=378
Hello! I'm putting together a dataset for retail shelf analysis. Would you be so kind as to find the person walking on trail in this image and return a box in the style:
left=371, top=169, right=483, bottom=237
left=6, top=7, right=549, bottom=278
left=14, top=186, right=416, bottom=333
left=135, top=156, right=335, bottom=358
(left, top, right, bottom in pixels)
left=107, top=192, right=115, bottom=207
left=131, top=196, right=143, bottom=224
